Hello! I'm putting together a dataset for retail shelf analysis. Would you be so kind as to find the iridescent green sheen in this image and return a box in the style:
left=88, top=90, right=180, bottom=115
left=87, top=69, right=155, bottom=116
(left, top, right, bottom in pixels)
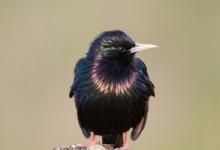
left=69, top=30, right=155, bottom=148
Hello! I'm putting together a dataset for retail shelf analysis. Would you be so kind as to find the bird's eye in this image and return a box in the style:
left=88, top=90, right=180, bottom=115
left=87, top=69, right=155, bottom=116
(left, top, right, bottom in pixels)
left=118, top=47, right=127, bottom=52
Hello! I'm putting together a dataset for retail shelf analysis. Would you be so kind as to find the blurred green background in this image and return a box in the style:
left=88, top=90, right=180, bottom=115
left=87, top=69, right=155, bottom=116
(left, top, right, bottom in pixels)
left=0, top=0, right=219, bottom=150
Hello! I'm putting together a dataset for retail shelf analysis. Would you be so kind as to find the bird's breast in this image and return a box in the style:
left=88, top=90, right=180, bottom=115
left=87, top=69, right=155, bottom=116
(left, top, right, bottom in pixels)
left=91, top=61, right=137, bottom=95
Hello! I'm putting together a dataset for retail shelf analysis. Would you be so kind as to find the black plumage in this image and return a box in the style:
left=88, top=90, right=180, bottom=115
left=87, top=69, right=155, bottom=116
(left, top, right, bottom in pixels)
left=69, top=30, right=155, bottom=148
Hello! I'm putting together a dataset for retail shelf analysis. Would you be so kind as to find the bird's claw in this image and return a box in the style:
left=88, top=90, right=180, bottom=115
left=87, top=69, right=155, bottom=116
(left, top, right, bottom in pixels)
left=121, top=144, right=130, bottom=150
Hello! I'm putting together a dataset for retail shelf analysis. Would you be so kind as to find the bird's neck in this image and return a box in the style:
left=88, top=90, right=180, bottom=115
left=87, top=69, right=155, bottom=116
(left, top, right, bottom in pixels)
left=91, top=59, right=137, bottom=94
left=93, top=57, right=134, bottom=73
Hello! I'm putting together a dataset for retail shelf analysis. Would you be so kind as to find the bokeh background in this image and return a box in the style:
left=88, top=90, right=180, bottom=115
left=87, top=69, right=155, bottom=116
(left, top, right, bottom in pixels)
left=0, top=0, right=219, bottom=150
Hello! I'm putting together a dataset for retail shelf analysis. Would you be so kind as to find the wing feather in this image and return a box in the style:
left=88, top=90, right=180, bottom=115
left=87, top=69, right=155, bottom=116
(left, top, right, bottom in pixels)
left=69, top=57, right=86, bottom=98
left=69, top=57, right=91, bottom=138
left=131, top=58, right=155, bottom=140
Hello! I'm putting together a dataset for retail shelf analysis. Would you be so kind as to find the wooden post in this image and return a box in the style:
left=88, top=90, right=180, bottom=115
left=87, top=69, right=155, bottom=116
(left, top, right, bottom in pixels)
left=53, top=144, right=127, bottom=150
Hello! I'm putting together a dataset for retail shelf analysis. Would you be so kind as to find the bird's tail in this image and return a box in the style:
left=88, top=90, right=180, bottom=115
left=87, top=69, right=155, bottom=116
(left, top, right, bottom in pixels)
left=102, top=134, right=123, bottom=148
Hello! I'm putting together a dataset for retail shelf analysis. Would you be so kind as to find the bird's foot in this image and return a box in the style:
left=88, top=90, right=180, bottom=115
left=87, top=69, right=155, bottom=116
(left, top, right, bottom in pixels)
left=89, top=132, right=97, bottom=146
left=121, top=132, right=130, bottom=150
left=120, top=143, right=130, bottom=150
left=89, top=140, right=97, bottom=146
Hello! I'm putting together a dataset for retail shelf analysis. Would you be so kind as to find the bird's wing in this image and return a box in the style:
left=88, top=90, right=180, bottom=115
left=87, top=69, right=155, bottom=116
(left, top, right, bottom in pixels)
left=135, top=58, right=155, bottom=97
left=131, top=58, right=155, bottom=140
left=131, top=101, right=149, bottom=140
left=69, top=57, right=86, bottom=98
left=69, top=57, right=91, bottom=138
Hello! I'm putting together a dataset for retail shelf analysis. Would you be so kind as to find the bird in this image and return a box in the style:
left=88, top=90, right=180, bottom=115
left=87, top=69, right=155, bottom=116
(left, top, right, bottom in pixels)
left=69, top=30, right=157, bottom=149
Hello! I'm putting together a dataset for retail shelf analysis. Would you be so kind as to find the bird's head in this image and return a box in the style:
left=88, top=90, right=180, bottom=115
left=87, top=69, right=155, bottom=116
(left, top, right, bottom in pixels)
left=87, top=30, right=158, bottom=61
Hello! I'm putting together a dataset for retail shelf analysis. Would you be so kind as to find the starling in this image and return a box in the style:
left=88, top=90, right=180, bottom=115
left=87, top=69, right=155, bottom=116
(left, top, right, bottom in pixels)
left=69, top=30, right=157, bottom=149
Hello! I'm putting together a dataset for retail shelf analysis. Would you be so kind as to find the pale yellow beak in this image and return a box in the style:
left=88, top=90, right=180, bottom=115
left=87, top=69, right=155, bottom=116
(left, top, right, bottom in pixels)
left=130, top=43, right=158, bottom=53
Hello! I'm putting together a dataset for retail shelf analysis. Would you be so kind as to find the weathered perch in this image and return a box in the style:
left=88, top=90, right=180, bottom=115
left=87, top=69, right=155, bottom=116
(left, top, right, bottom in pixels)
left=53, top=144, right=129, bottom=150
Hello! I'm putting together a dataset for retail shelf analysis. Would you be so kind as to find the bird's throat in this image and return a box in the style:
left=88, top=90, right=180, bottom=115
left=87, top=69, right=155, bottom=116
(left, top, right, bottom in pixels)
left=91, top=60, right=136, bottom=95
